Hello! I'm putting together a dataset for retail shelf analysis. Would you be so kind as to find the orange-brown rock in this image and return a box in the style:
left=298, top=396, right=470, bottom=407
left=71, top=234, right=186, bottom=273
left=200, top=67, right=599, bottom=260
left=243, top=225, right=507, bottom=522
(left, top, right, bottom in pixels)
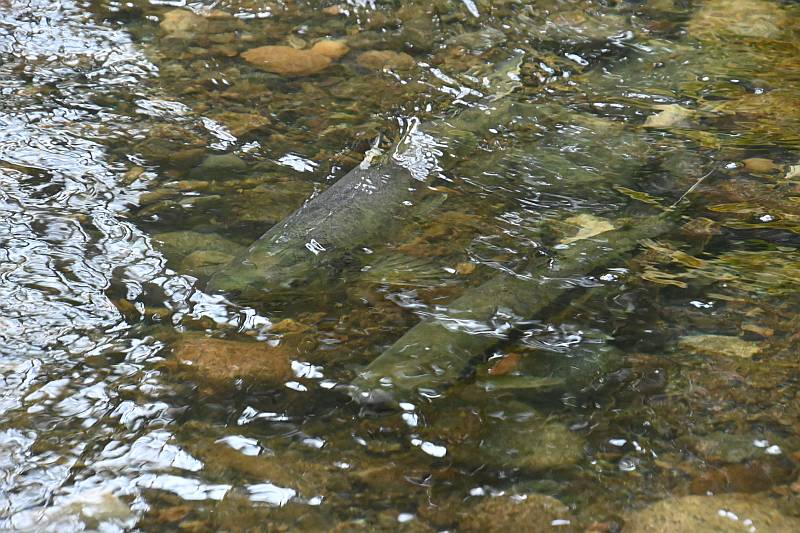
left=742, top=157, right=780, bottom=174
left=357, top=50, right=415, bottom=70
left=241, top=46, right=331, bottom=77
left=310, top=39, right=349, bottom=60
left=173, top=336, right=292, bottom=383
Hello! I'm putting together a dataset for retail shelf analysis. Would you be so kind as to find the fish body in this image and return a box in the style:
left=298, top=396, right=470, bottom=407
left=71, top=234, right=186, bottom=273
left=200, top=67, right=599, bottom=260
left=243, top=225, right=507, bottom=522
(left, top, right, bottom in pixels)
left=208, top=54, right=525, bottom=298
left=206, top=152, right=419, bottom=298
left=351, top=214, right=675, bottom=406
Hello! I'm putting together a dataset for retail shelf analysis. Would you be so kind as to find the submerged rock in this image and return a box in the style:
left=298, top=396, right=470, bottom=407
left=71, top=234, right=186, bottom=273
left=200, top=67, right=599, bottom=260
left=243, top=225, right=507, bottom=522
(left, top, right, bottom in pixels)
left=446, top=28, right=506, bottom=52
left=241, top=46, right=332, bottom=77
left=172, top=336, right=293, bottom=383
left=678, top=335, right=761, bottom=359
left=160, top=9, right=208, bottom=38
left=11, top=489, right=134, bottom=531
left=310, top=39, right=349, bottom=60
left=208, top=112, right=271, bottom=138
left=644, top=104, right=695, bottom=129
left=189, top=153, right=248, bottom=179
left=687, top=0, right=789, bottom=40
left=742, top=157, right=781, bottom=174
left=181, top=250, right=235, bottom=277
left=152, top=231, right=244, bottom=262
left=623, top=493, right=800, bottom=532
left=184, top=434, right=331, bottom=496
left=688, top=431, right=771, bottom=463
left=480, top=420, right=585, bottom=470
left=357, top=50, right=416, bottom=70
left=459, top=494, right=575, bottom=532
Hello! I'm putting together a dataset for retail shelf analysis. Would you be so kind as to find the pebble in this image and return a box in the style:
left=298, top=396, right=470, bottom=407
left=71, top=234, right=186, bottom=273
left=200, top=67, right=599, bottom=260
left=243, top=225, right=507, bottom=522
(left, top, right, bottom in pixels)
left=310, top=39, right=350, bottom=60
left=357, top=50, right=416, bottom=70
left=241, top=46, right=332, bottom=77
left=173, top=336, right=293, bottom=383
left=160, top=9, right=207, bottom=37
left=743, top=157, right=780, bottom=174
left=644, top=104, right=694, bottom=129
left=678, top=334, right=761, bottom=359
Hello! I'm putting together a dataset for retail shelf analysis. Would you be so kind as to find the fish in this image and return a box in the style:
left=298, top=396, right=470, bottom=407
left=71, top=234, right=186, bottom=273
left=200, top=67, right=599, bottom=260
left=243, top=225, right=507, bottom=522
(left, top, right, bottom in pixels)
left=206, top=54, right=525, bottom=299
left=350, top=213, right=676, bottom=407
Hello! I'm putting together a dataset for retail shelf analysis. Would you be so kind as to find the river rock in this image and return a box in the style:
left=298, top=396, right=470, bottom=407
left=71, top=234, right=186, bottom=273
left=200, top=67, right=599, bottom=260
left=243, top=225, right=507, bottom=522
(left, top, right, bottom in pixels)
left=688, top=431, right=768, bottom=463
left=189, top=153, right=249, bottom=179
left=181, top=250, right=235, bottom=277
left=678, top=335, right=761, bottom=359
left=241, top=46, right=332, bottom=77
left=160, top=9, right=208, bottom=38
left=208, top=112, right=271, bottom=138
left=172, top=336, right=293, bottom=383
left=184, top=433, right=331, bottom=496
left=357, top=50, right=416, bottom=70
left=687, top=0, right=789, bottom=40
left=480, top=420, right=585, bottom=470
left=152, top=231, right=244, bottom=261
left=310, top=39, right=349, bottom=60
left=644, top=104, right=694, bottom=129
left=446, top=28, right=506, bottom=52
left=623, top=493, right=800, bottom=532
left=742, top=158, right=780, bottom=174
left=459, top=494, right=575, bottom=532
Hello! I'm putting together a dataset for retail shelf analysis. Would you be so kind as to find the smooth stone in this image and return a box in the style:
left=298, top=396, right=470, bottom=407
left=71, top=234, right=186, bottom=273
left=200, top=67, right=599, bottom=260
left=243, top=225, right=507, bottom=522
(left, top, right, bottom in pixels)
left=623, top=493, right=800, bottom=532
left=169, top=148, right=207, bottom=170
left=357, top=50, right=416, bottom=70
left=240, top=46, right=332, bottom=77
left=678, top=335, right=761, bottom=359
left=644, top=104, right=694, bottom=129
left=190, top=153, right=248, bottom=179
left=459, top=494, right=574, bottom=533
left=446, top=28, right=506, bottom=51
left=160, top=9, right=208, bottom=37
left=172, top=336, right=292, bottom=383
left=481, top=421, right=584, bottom=470
left=743, top=157, right=781, bottom=174
left=181, top=250, right=235, bottom=277
left=208, top=112, right=271, bottom=138
left=152, top=230, right=244, bottom=261
left=310, top=39, right=349, bottom=60
left=689, top=431, right=769, bottom=463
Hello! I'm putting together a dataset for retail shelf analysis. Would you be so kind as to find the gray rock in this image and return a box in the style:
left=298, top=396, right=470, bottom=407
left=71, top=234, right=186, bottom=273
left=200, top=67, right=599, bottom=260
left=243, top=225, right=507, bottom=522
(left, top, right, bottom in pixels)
left=152, top=231, right=244, bottom=263
left=189, top=153, right=249, bottom=180
left=481, top=419, right=585, bottom=470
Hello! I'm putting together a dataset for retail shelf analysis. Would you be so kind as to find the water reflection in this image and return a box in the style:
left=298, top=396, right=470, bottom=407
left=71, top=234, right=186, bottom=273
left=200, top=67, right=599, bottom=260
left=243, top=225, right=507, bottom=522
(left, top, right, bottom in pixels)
left=0, top=0, right=252, bottom=528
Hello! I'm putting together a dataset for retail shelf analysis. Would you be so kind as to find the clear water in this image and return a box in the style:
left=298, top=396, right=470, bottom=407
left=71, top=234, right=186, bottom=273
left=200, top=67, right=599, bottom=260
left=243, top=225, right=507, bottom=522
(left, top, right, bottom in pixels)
left=1, top=0, right=799, bottom=530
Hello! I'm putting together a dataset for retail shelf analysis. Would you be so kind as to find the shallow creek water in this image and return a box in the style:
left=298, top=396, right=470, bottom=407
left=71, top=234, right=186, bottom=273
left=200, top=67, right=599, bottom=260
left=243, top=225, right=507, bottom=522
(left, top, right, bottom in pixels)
left=1, top=0, right=800, bottom=531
